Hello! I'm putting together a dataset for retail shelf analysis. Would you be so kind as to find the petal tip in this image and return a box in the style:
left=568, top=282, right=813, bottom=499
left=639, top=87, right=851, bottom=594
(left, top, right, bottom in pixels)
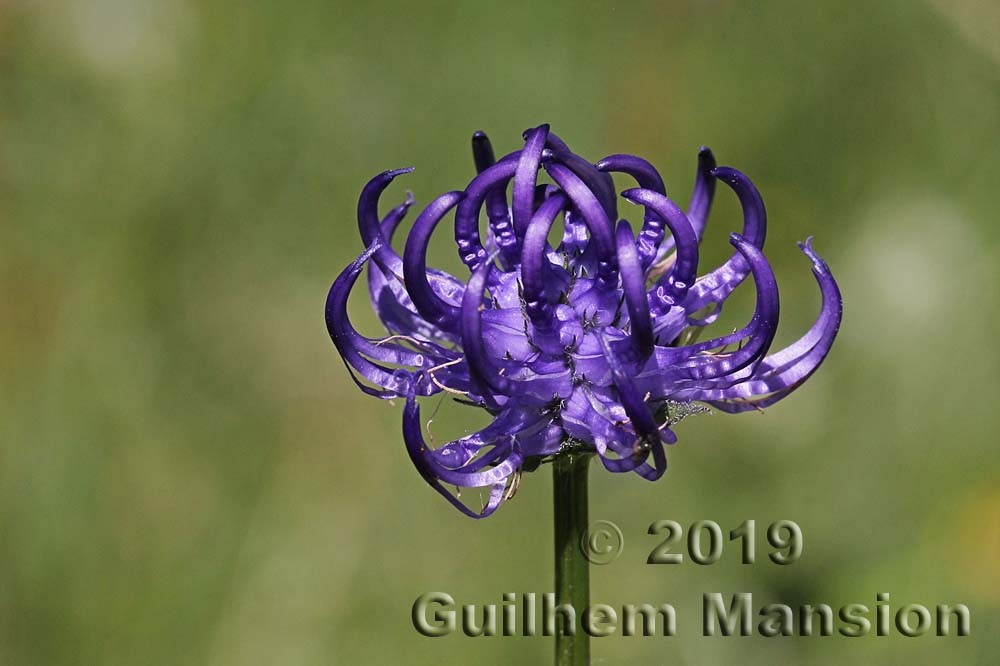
left=709, top=166, right=731, bottom=181
left=797, top=236, right=827, bottom=267
left=521, top=123, right=551, bottom=140
left=619, top=187, right=642, bottom=203
left=386, top=166, right=415, bottom=179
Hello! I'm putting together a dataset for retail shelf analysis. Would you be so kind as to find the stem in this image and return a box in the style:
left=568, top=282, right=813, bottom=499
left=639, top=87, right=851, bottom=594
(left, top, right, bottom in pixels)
left=553, top=452, right=591, bottom=666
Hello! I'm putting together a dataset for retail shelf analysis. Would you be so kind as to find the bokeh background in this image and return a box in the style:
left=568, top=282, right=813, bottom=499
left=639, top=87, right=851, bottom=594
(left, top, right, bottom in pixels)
left=2, top=0, right=999, bottom=664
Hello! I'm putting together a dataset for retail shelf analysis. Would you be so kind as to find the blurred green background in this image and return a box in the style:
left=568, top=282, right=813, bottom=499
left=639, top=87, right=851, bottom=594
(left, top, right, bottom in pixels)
left=2, top=0, right=998, bottom=664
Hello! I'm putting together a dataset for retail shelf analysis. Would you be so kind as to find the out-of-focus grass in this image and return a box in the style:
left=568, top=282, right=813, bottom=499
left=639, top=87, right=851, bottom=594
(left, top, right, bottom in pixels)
left=1, top=1, right=998, bottom=664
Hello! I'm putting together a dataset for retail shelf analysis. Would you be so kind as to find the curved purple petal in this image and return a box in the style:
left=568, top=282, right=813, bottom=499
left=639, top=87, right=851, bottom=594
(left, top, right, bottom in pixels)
left=544, top=161, right=616, bottom=280
left=597, top=154, right=667, bottom=268
left=620, top=188, right=699, bottom=313
left=326, top=241, right=464, bottom=399
left=460, top=255, right=514, bottom=398
left=403, top=392, right=522, bottom=518
left=402, top=191, right=465, bottom=330
left=690, top=239, right=842, bottom=408
left=614, top=220, right=653, bottom=357
left=521, top=192, right=570, bottom=335
left=512, top=124, right=549, bottom=239
left=680, top=166, right=767, bottom=315
left=455, top=155, right=519, bottom=272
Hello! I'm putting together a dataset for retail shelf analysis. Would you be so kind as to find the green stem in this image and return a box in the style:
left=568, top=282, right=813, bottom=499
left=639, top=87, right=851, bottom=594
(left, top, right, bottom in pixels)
left=553, top=452, right=591, bottom=666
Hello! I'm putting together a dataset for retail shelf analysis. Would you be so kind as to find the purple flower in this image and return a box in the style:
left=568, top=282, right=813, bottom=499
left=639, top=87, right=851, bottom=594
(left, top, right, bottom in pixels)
left=326, top=125, right=842, bottom=518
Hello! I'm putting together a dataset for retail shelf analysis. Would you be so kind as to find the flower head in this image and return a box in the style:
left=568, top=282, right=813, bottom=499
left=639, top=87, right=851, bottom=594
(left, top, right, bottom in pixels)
left=326, top=125, right=842, bottom=517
